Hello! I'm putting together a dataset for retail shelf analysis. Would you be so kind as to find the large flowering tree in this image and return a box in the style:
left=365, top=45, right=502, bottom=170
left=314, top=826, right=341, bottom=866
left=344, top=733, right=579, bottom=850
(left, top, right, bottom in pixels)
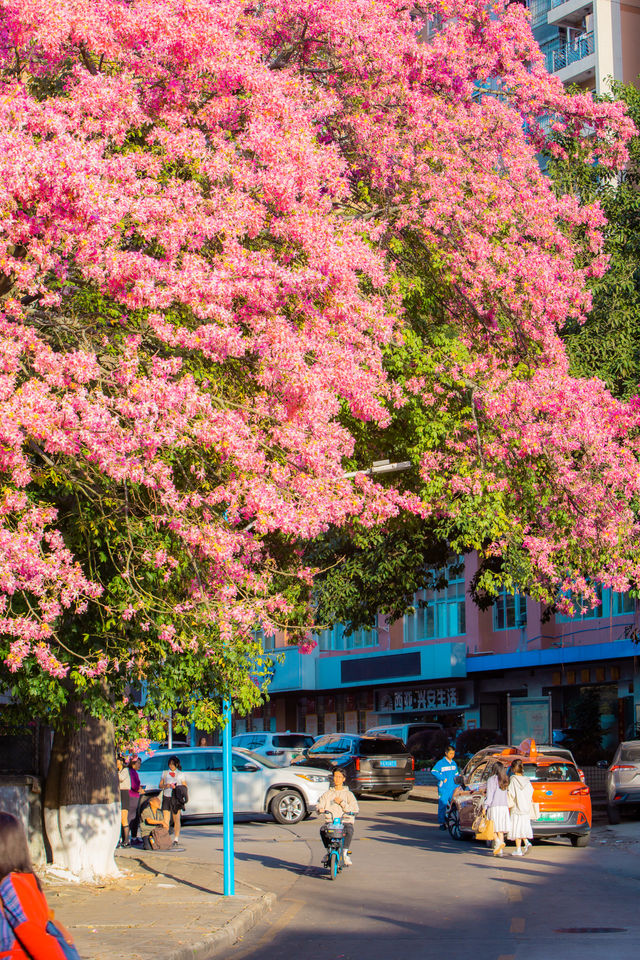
left=0, top=0, right=638, bottom=874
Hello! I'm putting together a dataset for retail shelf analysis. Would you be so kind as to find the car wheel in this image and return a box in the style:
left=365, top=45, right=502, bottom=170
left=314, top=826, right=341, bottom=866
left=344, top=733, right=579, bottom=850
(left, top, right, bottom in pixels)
left=446, top=805, right=464, bottom=840
left=270, top=789, right=306, bottom=825
left=393, top=791, right=412, bottom=802
left=607, top=804, right=621, bottom=825
left=570, top=832, right=590, bottom=847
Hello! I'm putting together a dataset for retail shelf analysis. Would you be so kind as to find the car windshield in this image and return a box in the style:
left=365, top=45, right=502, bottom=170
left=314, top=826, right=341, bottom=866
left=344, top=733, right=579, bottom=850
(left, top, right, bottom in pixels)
left=272, top=735, right=313, bottom=748
left=234, top=749, right=279, bottom=769
left=358, top=738, right=407, bottom=756
left=523, top=762, right=580, bottom=782
left=620, top=747, right=640, bottom=762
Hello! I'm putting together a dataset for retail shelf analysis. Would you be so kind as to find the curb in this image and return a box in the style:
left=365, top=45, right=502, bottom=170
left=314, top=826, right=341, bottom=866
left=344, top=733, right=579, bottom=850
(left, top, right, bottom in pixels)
left=166, top=892, right=276, bottom=960
left=410, top=792, right=436, bottom=805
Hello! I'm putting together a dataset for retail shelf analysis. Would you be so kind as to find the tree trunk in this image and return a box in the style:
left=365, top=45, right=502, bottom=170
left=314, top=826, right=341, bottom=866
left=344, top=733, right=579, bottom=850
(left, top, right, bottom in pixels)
left=44, top=703, right=121, bottom=880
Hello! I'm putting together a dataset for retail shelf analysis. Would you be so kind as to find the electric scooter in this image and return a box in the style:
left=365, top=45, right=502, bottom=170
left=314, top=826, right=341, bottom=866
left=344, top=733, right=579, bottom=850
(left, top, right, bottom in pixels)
left=323, top=817, right=345, bottom=880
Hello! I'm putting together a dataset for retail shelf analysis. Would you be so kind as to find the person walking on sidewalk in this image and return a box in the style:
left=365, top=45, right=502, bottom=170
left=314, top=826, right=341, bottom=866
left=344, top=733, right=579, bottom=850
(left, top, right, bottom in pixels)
left=484, top=761, right=511, bottom=856
left=128, top=757, right=144, bottom=844
left=317, top=768, right=359, bottom=866
left=507, top=760, right=534, bottom=857
left=432, top=746, right=459, bottom=830
left=117, top=755, right=132, bottom=847
left=159, top=755, right=188, bottom=846
left=0, top=812, right=77, bottom=960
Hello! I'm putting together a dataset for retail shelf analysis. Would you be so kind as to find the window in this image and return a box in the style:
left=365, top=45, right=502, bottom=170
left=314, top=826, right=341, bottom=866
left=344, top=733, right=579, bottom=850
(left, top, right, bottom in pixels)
left=612, top=592, right=635, bottom=616
left=557, top=586, right=603, bottom=623
left=308, top=737, right=335, bottom=755
left=557, top=587, right=635, bottom=622
left=255, top=628, right=275, bottom=651
left=138, top=755, right=165, bottom=773
left=404, top=560, right=466, bottom=643
left=358, top=738, right=407, bottom=756
left=232, top=752, right=259, bottom=771
left=316, top=623, right=378, bottom=651
left=272, top=735, right=314, bottom=749
left=468, top=761, right=487, bottom=786
left=523, top=763, right=580, bottom=782
left=493, top=591, right=527, bottom=631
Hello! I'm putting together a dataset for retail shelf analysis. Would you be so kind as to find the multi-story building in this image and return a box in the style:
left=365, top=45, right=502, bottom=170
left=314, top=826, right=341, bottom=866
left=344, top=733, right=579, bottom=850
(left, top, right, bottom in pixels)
left=529, top=0, right=640, bottom=92
left=239, top=552, right=640, bottom=753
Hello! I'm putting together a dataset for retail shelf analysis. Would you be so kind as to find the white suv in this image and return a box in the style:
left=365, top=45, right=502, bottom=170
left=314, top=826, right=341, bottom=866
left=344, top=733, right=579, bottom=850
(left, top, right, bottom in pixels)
left=232, top=732, right=315, bottom=767
left=138, top=746, right=329, bottom=824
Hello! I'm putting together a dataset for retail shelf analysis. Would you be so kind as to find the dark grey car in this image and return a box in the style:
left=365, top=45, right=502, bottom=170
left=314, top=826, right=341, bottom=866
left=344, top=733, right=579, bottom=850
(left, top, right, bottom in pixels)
left=607, top=740, right=640, bottom=823
left=296, top=733, right=415, bottom=800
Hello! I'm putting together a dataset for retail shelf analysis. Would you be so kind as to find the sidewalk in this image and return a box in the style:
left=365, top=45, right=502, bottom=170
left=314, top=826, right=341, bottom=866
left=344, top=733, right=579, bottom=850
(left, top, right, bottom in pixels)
left=45, top=848, right=274, bottom=960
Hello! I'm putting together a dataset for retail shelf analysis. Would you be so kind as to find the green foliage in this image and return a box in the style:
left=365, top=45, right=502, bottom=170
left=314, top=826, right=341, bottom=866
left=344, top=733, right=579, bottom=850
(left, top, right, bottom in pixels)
left=548, top=82, right=640, bottom=398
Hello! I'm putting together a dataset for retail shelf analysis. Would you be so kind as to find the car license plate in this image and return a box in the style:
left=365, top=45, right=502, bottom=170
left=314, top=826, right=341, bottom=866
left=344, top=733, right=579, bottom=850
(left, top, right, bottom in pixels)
left=538, top=812, right=564, bottom=821
left=379, top=760, right=396, bottom=767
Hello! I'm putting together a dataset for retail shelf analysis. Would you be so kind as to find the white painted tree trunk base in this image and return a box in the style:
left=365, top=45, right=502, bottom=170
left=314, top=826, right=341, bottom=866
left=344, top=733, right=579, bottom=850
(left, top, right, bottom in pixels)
left=45, top=802, right=122, bottom=881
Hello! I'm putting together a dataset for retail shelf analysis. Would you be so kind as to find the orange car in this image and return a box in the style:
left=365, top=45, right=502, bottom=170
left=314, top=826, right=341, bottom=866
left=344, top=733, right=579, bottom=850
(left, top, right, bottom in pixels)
left=446, top=739, right=591, bottom=847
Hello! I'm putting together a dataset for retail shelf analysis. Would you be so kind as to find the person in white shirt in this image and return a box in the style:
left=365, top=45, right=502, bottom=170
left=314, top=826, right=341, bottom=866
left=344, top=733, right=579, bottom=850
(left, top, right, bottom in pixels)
left=507, top=759, right=535, bottom=857
left=159, top=756, right=188, bottom=846
left=316, top=768, right=359, bottom=866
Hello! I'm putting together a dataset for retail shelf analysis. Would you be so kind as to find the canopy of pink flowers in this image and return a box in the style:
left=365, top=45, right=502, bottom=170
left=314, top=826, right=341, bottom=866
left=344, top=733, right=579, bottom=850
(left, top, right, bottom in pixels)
left=0, top=0, right=637, bottom=679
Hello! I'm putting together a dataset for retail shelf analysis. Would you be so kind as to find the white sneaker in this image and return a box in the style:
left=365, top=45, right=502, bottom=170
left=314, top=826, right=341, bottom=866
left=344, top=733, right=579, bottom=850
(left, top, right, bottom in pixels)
left=522, top=841, right=532, bottom=855
left=343, top=852, right=352, bottom=866
left=512, top=849, right=524, bottom=857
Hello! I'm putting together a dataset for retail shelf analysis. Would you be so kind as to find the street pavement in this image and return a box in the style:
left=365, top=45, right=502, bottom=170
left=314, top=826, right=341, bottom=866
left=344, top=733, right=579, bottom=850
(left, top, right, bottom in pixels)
left=212, top=796, right=640, bottom=960
left=47, top=789, right=640, bottom=960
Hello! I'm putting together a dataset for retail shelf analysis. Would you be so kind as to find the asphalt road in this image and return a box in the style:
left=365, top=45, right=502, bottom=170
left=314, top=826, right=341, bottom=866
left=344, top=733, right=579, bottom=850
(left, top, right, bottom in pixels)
left=179, top=797, right=640, bottom=960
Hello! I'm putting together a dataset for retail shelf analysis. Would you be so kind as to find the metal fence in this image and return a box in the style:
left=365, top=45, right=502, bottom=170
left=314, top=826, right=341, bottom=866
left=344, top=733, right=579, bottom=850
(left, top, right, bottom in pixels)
left=582, top=765, right=607, bottom=799
left=543, top=32, right=594, bottom=72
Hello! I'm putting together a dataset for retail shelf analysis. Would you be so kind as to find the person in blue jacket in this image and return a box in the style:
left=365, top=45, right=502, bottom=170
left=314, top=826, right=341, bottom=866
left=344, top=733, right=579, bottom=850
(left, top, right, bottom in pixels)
left=432, top=746, right=459, bottom=829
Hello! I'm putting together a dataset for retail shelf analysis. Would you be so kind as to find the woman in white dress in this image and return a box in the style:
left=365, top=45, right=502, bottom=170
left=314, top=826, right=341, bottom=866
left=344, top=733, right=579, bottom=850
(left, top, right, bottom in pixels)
left=507, top=759, right=534, bottom=857
left=484, top=761, right=511, bottom=857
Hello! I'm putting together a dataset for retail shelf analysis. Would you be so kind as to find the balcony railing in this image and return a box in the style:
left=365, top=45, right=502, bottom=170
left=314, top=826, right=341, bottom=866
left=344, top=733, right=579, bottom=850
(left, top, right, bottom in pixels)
left=528, top=0, right=552, bottom=26
left=544, top=31, right=594, bottom=72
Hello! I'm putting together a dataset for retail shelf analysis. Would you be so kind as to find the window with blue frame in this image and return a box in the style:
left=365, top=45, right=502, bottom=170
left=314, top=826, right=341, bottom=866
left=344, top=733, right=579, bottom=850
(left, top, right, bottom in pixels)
left=404, top=561, right=466, bottom=643
left=493, top=590, right=528, bottom=631
left=255, top=628, right=276, bottom=651
left=556, top=588, right=635, bottom=622
left=612, top=591, right=635, bottom=616
left=315, top=623, right=378, bottom=651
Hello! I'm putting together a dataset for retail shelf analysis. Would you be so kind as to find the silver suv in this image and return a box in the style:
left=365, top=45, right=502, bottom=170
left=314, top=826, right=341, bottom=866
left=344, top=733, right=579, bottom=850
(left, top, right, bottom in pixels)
left=232, top=732, right=315, bottom=767
left=138, top=746, right=329, bottom=824
left=606, top=740, right=640, bottom=823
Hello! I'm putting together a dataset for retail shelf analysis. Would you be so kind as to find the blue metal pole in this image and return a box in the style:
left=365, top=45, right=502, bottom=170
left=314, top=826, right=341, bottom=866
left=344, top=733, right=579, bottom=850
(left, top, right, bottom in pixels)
left=222, top=698, right=235, bottom=896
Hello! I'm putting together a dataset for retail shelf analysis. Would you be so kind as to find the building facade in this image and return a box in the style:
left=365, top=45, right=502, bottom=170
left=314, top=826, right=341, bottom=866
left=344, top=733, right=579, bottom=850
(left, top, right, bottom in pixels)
left=239, top=552, right=640, bottom=754
left=529, top=0, right=640, bottom=92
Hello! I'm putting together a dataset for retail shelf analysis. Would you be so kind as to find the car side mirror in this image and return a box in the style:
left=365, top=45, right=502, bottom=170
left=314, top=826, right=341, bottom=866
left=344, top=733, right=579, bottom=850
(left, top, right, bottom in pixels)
left=244, top=764, right=259, bottom=772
